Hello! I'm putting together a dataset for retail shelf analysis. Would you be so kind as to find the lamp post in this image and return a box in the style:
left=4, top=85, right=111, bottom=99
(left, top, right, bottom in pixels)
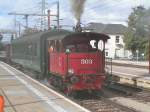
left=136, top=50, right=139, bottom=62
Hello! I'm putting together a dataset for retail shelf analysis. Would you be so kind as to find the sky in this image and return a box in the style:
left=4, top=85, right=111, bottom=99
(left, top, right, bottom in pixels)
left=0, top=0, right=150, bottom=32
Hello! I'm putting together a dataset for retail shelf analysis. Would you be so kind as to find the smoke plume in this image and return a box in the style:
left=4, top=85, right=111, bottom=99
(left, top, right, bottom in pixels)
left=69, top=0, right=86, bottom=23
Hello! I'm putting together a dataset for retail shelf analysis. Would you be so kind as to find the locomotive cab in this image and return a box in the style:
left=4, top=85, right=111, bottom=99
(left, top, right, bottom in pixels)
left=63, top=33, right=109, bottom=91
left=48, top=32, right=109, bottom=94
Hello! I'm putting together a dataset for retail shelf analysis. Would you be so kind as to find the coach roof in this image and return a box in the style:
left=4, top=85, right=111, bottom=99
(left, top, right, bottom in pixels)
left=62, top=32, right=110, bottom=45
left=12, top=29, right=71, bottom=43
left=12, top=30, right=109, bottom=44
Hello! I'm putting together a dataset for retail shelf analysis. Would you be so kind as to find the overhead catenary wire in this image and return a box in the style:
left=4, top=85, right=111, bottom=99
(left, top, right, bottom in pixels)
left=87, top=0, right=137, bottom=11
left=82, top=0, right=141, bottom=24
left=10, top=0, right=142, bottom=31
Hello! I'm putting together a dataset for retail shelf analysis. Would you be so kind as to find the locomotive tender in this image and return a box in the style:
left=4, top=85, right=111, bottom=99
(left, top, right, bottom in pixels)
left=11, top=29, right=109, bottom=94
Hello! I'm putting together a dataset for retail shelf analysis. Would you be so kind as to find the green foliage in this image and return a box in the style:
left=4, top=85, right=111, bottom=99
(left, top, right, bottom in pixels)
left=124, top=6, right=149, bottom=59
left=124, top=29, right=136, bottom=54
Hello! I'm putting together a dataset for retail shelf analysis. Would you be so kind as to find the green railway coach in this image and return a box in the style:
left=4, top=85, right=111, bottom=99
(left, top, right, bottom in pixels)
left=11, top=29, right=71, bottom=78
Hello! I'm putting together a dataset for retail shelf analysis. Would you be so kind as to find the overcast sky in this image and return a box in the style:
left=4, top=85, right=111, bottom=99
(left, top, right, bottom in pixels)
left=0, top=0, right=150, bottom=30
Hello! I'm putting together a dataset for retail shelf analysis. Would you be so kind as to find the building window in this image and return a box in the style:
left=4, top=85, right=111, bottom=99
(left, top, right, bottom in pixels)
left=116, top=36, right=120, bottom=43
left=105, top=51, right=108, bottom=56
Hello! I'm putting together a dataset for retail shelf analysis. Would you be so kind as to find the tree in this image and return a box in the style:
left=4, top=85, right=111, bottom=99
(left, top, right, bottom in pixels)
left=124, top=28, right=137, bottom=54
left=124, top=6, right=149, bottom=58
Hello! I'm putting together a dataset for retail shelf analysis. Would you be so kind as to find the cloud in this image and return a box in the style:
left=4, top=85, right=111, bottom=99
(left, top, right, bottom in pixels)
left=0, top=0, right=150, bottom=31
left=81, top=0, right=150, bottom=25
left=0, top=16, right=14, bottom=29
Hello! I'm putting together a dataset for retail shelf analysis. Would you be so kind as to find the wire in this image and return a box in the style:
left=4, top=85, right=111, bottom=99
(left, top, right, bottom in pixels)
left=87, top=0, right=138, bottom=12
left=86, top=0, right=111, bottom=10
left=83, top=0, right=138, bottom=22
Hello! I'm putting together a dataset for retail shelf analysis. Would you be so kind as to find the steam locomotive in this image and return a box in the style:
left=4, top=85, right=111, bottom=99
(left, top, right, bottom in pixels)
left=11, top=29, right=109, bottom=95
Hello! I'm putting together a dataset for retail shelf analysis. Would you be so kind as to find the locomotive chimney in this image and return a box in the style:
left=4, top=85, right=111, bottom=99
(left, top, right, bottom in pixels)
left=75, top=20, right=82, bottom=32
left=69, top=0, right=86, bottom=32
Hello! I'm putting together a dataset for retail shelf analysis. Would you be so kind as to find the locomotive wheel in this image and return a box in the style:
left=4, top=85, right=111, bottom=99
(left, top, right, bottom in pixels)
left=92, top=90, right=103, bottom=97
left=49, top=75, right=56, bottom=86
left=64, top=86, right=72, bottom=96
left=64, top=85, right=78, bottom=98
left=64, top=85, right=74, bottom=97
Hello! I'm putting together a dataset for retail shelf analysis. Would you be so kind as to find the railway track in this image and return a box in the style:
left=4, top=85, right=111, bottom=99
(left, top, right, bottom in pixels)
left=74, top=88, right=138, bottom=112
left=6, top=61, right=150, bottom=112
left=78, top=98, right=137, bottom=112
left=79, top=99, right=124, bottom=112
left=128, top=89, right=150, bottom=103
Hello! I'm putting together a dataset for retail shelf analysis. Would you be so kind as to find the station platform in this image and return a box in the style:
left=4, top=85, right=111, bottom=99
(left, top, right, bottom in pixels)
left=111, top=65, right=150, bottom=89
left=112, top=60, right=148, bottom=69
left=112, top=60, right=148, bottom=67
left=0, top=61, right=90, bottom=112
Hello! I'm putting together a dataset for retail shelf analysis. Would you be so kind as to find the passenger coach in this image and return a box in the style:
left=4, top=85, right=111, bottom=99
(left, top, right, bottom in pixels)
left=11, top=30, right=71, bottom=78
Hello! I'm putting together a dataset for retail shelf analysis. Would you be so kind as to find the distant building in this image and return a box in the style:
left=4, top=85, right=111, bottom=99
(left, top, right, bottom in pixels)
left=86, top=22, right=131, bottom=59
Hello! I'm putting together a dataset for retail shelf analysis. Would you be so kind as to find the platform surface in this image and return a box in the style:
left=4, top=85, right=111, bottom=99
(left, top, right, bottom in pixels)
left=112, top=65, right=149, bottom=77
left=108, top=65, right=150, bottom=89
left=0, top=61, right=90, bottom=112
left=112, top=60, right=148, bottom=66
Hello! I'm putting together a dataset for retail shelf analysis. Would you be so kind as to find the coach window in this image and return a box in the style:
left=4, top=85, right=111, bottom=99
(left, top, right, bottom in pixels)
left=48, top=40, right=54, bottom=53
left=77, top=43, right=89, bottom=52
left=27, top=43, right=32, bottom=55
left=90, top=40, right=97, bottom=49
left=35, top=43, right=37, bottom=56
left=56, top=40, right=60, bottom=52
left=33, top=43, right=37, bottom=56
left=98, top=40, right=104, bottom=51
left=26, top=44, right=29, bottom=55
left=59, top=40, right=63, bottom=52
left=89, top=40, right=98, bottom=52
left=53, top=40, right=57, bottom=52
left=22, top=43, right=26, bottom=54
left=30, top=44, right=32, bottom=55
left=25, top=44, right=28, bottom=55
left=66, top=44, right=76, bottom=52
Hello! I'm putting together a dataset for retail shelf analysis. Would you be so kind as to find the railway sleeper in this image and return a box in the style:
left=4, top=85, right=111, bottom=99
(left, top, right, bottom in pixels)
left=107, top=82, right=142, bottom=95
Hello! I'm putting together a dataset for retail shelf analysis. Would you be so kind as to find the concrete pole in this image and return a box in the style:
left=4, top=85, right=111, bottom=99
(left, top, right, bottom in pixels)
left=14, top=15, right=16, bottom=30
left=149, top=39, right=150, bottom=74
left=25, top=15, right=29, bottom=29
left=47, top=10, right=51, bottom=30
left=57, top=1, right=60, bottom=31
left=18, top=23, right=21, bottom=37
left=136, top=50, right=139, bottom=62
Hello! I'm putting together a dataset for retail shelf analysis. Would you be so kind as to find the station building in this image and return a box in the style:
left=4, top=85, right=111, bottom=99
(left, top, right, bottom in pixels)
left=86, top=22, right=132, bottom=59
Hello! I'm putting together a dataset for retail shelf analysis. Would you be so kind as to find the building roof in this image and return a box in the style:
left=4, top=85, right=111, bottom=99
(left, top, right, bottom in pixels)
left=86, top=23, right=127, bottom=35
